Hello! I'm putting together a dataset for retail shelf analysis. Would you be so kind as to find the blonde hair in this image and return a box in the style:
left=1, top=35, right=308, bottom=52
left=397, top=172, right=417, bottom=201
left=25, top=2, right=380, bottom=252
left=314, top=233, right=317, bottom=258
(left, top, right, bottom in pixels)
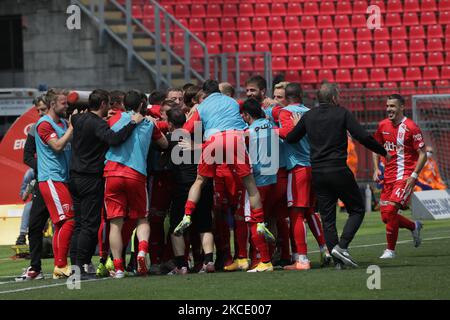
left=44, top=88, right=68, bottom=106
left=274, top=81, right=289, bottom=90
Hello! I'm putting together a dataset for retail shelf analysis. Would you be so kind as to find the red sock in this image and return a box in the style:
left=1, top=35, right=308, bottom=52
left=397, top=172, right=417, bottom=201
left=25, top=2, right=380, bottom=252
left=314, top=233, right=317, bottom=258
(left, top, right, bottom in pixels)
left=138, top=240, right=149, bottom=254
left=113, top=258, right=124, bottom=272
left=398, top=214, right=416, bottom=231
left=249, top=223, right=271, bottom=263
left=53, top=225, right=60, bottom=267
left=149, top=215, right=164, bottom=264
left=185, top=200, right=197, bottom=216
left=277, top=214, right=291, bottom=260
left=381, top=205, right=400, bottom=251
left=56, top=219, right=75, bottom=268
left=234, top=218, right=248, bottom=259
left=250, top=207, right=264, bottom=223
left=290, top=209, right=307, bottom=255
left=305, top=209, right=326, bottom=247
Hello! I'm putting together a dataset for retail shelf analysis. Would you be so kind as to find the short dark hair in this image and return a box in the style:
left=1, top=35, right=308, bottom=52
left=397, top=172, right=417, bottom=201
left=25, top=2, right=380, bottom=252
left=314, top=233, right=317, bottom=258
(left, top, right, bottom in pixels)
left=183, top=85, right=201, bottom=108
left=182, top=83, right=195, bottom=92
left=34, top=95, right=46, bottom=106
left=149, top=90, right=166, bottom=105
left=317, top=81, right=339, bottom=104
left=387, top=94, right=405, bottom=106
left=110, top=90, right=125, bottom=105
left=202, top=79, right=220, bottom=96
left=161, top=99, right=179, bottom=109
left=242, top=98, right=265, bottom=119
left=245, top=75, right=267, bottom=91
left=88, top=89, right=110, bottom=111
left=166, top=87, right=183, bottom=97
left=167, top=107, right=186, bottom=129
left=285, top=83, right=303, bottom=103
left=124, top=90, right=143, bottom=112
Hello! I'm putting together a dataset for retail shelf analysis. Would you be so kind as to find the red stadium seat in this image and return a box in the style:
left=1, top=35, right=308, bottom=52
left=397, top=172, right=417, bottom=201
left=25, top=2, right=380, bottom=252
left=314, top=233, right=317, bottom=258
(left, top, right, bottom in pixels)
left=409, top=53, right=426, bottom=66
left=285, top=16, right=300, bottom=30
left=189, top=18, right=204, bottom=31
left=365, top=82, right=381, bottom=95
left=322, top=55, right=338, bottom=69
left=387, top=0, right=403, bottom=13
left=272, top=43, right=287, bottom=56
left=416, top=81, right=434, bottom=94
left=191, top=4, right=206, bottom=18
left=132, top=5, right=143, bottom=19
left=409, top=26, right=426, bottom=39
left=239, top=3, right=254, bottom=17
left=403, top=13, right=419, bottom=26
left=404, top=0, right=420, bottom=12
left=322, top=42, right=338, bottom=55
left=222, top=44, right=237, bottom=54
left=207, top=4, right=222, bottom=18
left=204, top=18, right=220, bottom=31
left=339, top=41, right=355, bottom=54
left=222, top=31, right=238, bottom=45
left=175, top=4, right=190, bottom=18
left=428, top=39, right=443, bottom=52
left=239, top=31, right=254, bottom=44
left=339, top=28, right=354, bottom=41
left=288, top=56, right=304, bottom=71
left=254, top=57, right=265, bottom=71
left=392, top=40, right=408, bottom=53
left=288, top=42, right=304, bottom=56
left=409, top=39, right=426, bottom=52
left=340, top=55, right=355, bottom=68
left=255, top=31, right=271, bottom=44
left=206, top=31, right=221, bottom=45
left=428, top=25, right=444, bottom=38
left=405, top=67, right=423, bottom=81
left=272, top=30, right=287, bottom=43
left=374, top=40, right=390, bottom=53
left=304, top=42, right=321, bottom=55
left=371, top=0, right=386, bottom=12
left=400, top=81, right=417, bottom=95
left=436, top=80, right=450, bottom=93
left=268, top=16, right=285, bottom=30
left=252, top=17, right=267, bottom=31
left=382, top=82, right=399, bottom=94
left=374, top=53, right=391, bottom=67
left=423, top=67, right=440, bottom=80
left=353, top=68, right=369, bottom=82
left=392, top=53, right=409, bottom=67
left=255, top=43, right=270, bottom=52
left=353, top=1, right=368, bottom=14
left=305, top=56, right=322, bottom=69
left=440, top=0, right=450, bottom=10
left=142, top=5, right=154, bottom=18
left=441, top=66, right=450, bottom=79
left=440, top=11, right=450, bottom=24
left=305, top=29, right=321, bottom=42
left=334, top=15, right=351, bottom=29
left=322, top=28, right=338, bottom=42
left=286, top=3, right=302, bottom=16
left=320, top=2, right=336, bottom=15
left=356, top=28, right=372, bottom=41
left=421, top=12, right=437, bottom=25
left=271, top=3, right=287, bottom=16
left=357, top=54, right=373, bottom=68
left=428, top=52, right=444, bottom=65
left=223, top=4, right=238, bottom=17
left=301, top=70, right=317, bottom=83
left=285, top=70, right=301, bottom=82
left=317, top=16, right=334, bottom=29
left=375, top=28, right=392, bottom=40
left=421, top=0, right=437, bottom=12
left=300, top=16, right=316, bottom=29
left=221, top=17, right=236, bottom=31
left=272, top=57, right=287, bottom=71
left=351, top=14, right=367, bottom=28
left=336, top=1, right=352, bottom=15
left=288, top=30, right=304, bottom=43
left=370, top=68, right=387, bottom=82
left=239, top=57, right=254, bottom=71
left=255, top=3, right=271, bottom=16
left=303, top=2, right=319, bottom=15
left=335, top=69, right=352, bottom=83
left=385, top=13, right=402, bottom=27
left=357, top=41, right=372, bottom=54
left=318, top=69, right=335, bottom=82
left=388, top=68, right=405, bottom=81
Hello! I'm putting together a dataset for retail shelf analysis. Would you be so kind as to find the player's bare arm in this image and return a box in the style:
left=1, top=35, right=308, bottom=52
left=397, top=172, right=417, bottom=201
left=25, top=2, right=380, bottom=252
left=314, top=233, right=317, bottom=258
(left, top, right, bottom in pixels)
left=47, top=110, right=77, bottom=153
left=404, top=146, right=428, bottom=196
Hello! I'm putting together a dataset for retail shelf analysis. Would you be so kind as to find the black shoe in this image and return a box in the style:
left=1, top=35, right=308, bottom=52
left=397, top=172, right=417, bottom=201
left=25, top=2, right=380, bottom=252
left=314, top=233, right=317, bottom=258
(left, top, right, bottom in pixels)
left=15, top=234, right=26, bottom=245
left=331, top=245, right=358, bottom=268
left=80, top=272, right=97, bottom=281
left=273, top=259, right=291, bottom=268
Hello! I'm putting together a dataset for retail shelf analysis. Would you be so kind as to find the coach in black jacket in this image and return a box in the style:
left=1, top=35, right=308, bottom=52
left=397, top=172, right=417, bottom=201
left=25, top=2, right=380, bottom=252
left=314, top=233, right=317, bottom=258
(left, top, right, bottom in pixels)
left=286, top=81, right=391, bottom=268
left=69, top=89, right=144, bottom=278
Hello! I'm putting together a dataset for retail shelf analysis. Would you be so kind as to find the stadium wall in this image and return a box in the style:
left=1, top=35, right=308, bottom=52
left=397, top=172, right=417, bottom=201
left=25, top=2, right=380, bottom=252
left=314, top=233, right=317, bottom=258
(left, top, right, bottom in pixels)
left=0, top=0, right=154, bottom=91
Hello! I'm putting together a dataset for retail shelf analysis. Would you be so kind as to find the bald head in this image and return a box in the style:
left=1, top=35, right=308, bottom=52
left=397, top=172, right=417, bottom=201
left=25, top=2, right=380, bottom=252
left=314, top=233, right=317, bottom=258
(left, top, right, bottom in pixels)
left=317, top=81, right=340, bottom=105
left=219, top=82, right=235, bottom=97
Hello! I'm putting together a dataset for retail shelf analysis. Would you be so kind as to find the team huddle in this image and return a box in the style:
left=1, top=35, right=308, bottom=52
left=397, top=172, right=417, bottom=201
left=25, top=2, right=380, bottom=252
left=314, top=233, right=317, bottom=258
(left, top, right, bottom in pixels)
left=16, top=76, right=426, bottom=281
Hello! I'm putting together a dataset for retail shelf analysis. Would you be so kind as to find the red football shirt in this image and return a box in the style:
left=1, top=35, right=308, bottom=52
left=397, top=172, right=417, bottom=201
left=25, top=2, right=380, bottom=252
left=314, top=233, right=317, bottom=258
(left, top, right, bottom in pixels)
left=374, top=117, right=425, bottom=184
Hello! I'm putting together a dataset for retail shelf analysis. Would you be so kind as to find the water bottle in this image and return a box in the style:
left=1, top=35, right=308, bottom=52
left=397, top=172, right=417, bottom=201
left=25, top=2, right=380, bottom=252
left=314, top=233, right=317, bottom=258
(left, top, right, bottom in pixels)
left=365, top=184, right=372, bottom=213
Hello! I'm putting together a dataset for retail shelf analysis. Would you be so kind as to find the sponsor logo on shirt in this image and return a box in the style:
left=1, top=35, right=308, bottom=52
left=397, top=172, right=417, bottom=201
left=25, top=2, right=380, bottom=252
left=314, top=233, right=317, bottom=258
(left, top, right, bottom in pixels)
left=384, top=141, right=397, bottom=152
left=413, top=133, right=423, bottom=142
left=382, top=131, right=391, bottom=135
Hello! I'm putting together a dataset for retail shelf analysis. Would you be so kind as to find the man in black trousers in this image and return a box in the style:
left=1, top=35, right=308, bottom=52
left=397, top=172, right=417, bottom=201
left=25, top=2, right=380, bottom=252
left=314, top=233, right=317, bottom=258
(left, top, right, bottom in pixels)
left=69, top=89, right=144, bottom=279
left=16, top=96, right=51, bottom=281
left=286, top=81, right=391, bottom=268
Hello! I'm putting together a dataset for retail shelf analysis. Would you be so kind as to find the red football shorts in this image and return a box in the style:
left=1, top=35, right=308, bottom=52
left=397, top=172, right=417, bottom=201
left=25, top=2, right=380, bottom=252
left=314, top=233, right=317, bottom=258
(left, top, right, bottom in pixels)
left=39, top=181, right=74, bottom=224
left=381, top=178, right=413, bottom=209
left=104, top=176, right=148, bottom=220
left=198, top=131, right=252, bottom=178
left=287, top=166, right=315, bottom=208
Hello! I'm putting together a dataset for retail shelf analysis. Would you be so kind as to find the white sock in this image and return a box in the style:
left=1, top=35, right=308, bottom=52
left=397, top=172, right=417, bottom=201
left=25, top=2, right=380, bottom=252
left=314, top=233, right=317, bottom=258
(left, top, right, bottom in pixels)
left=299, top=255, right=309, bottom=263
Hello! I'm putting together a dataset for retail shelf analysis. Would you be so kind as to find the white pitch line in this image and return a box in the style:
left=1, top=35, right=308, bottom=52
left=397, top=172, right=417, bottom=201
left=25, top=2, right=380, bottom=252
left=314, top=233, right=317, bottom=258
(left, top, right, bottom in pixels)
left=0, top=278, right=109, bottom=295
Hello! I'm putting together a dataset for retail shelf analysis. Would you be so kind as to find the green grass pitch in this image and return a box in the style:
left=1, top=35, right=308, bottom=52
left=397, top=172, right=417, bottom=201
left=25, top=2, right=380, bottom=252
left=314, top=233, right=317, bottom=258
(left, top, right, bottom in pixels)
left=1, top=210, right=449, bottom=300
